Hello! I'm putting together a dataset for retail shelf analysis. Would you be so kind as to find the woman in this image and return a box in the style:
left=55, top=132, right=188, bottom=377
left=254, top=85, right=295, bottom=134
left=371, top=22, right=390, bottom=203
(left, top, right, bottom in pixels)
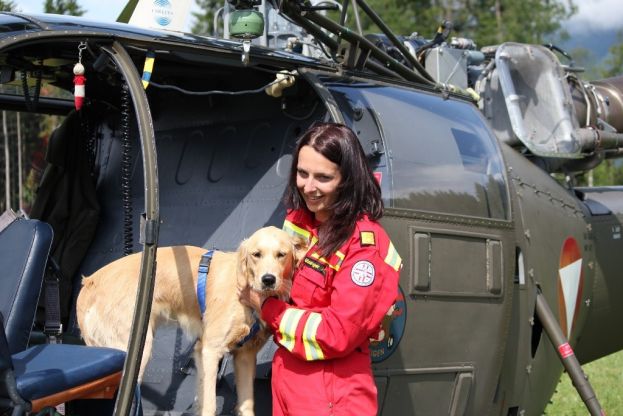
left=241, top=122, right=401, bottom=415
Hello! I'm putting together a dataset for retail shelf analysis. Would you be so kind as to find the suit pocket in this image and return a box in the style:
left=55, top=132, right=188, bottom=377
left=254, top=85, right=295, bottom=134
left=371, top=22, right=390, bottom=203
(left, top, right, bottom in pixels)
left=291, top=262, right=330, bottom=307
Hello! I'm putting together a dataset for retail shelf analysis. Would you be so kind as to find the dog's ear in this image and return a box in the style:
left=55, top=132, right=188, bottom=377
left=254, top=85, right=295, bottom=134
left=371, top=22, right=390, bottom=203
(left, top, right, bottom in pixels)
left=291, top=235, right=308, bottom=266
left=237, top=238, right=251, bottom=287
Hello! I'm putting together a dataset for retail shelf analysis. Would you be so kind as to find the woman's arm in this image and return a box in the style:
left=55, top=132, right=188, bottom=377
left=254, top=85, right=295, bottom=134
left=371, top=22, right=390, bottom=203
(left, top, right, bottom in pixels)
left=261, top=243, right=400, bottom=361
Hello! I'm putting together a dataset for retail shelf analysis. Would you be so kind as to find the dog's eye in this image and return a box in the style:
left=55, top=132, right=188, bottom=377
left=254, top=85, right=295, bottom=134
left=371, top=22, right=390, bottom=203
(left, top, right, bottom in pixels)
left=252, top=251, right=262, bottom=258
left=276, top=251, right=287, bottom=259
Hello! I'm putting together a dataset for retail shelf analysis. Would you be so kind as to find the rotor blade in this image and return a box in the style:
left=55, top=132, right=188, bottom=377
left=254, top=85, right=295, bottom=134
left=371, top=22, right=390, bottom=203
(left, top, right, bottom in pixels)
left=117, top=0, right=139, bottom=24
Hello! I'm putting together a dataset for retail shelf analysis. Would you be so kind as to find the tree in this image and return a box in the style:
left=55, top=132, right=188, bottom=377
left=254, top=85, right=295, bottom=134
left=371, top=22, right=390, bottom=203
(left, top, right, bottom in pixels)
left=348, top=0, right=576, bottom=49
left=472, top=0, right=575, bottom=46
left=44, top=0, right=85, bottom=16
left=0, top=1, right=16, bottom=11
left=566, top=47, right=601, bottom=80
left=600, top=30, right=623, bottom=79
left=192, top=0, right=222, bottom=35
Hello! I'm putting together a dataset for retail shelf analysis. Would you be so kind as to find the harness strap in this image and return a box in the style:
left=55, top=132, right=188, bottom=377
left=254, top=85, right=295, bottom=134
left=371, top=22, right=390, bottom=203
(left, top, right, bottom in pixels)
left=195, top=249, right=261, bottom=348
left=237, top=311, right=262, bottom=348
left=197, top=250, right=214, bottom=316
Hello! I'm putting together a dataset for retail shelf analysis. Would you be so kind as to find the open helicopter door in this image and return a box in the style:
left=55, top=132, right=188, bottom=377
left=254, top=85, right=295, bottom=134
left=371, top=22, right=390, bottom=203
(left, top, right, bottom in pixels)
left=318, top=74, right=514, bottom=415
left=71, top=51, right=330, bottom=413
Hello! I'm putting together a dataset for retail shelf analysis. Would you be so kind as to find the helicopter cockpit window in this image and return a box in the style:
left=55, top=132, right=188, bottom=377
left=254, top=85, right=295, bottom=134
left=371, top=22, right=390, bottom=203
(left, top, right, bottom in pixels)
left=328, top=84, right=509, bottom=219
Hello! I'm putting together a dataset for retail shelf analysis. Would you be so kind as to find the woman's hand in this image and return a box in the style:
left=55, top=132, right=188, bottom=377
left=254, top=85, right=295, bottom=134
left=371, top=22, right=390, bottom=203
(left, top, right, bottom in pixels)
left=238, top=285, right=264, bottom=313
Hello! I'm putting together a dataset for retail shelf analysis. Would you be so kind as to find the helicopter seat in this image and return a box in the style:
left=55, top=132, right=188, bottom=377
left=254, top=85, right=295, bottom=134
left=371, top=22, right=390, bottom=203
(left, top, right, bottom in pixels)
left=0, top=214, right=126, bottom=414
left=0, top=213, right=54, bottom=354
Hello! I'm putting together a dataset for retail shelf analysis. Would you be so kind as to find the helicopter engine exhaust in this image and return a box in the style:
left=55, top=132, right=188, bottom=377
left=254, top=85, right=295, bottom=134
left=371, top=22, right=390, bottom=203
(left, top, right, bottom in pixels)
left=571, top=75, right=623, bottom=134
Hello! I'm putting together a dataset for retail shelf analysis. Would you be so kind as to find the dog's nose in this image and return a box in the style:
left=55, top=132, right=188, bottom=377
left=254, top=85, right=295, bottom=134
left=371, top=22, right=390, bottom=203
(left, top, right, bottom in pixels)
left=261, top=274, right=276, bottom=288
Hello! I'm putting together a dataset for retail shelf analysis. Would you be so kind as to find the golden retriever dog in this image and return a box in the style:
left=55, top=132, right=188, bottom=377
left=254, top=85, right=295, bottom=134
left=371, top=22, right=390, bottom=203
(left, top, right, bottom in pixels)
left=76, top=226, right=304, bottom=416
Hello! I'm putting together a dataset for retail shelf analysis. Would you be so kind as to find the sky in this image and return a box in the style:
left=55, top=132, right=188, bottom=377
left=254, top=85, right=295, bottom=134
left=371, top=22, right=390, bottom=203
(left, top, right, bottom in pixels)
left=13, top=0, right=623, bottom=38
left=566, top=0, right=623, bottom=33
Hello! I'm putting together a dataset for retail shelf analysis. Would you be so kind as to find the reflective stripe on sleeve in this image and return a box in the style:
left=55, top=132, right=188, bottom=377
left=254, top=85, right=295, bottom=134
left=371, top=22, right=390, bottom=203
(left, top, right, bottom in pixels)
left=302, top=312, right=325, bottom=360
left=384, top=241, right=402, bottom=271
left=283, top=220, right=311, bottom=242
left=334, top=250, right=345, bottom=271
left=278, top=308, right=305, bottom=352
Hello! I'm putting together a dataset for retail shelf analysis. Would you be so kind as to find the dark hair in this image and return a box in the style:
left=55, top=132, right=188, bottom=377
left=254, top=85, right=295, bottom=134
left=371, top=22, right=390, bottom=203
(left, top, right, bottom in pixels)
left=284, top=122, right=383, bottom=256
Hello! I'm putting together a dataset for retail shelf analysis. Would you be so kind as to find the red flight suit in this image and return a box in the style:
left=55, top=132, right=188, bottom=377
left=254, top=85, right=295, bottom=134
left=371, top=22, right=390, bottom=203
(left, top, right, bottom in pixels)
left=261, top=209, right=402, bottom=416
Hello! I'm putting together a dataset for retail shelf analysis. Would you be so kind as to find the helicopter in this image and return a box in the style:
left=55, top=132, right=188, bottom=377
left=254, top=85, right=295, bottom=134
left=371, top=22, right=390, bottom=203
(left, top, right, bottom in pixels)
left=0, top=0, right=621, bottom=415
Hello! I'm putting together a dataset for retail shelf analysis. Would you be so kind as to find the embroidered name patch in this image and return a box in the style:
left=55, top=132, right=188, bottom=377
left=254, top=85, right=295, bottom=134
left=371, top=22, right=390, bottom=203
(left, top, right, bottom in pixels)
left=304, top=257, right=326, bottom=275
left=351, top=260, right=375, bottom=287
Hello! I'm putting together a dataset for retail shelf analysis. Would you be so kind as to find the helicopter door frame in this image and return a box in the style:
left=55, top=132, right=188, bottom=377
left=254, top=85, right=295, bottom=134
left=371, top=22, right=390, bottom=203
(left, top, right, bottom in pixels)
left=298, top=68, right=345, bottom=124
left=100, top=41, right=160, bottom=416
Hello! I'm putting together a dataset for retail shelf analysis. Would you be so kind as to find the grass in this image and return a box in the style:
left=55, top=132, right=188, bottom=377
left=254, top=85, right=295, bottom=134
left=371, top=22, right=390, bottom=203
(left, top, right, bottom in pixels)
left=545, top=350, right=623, bottom=415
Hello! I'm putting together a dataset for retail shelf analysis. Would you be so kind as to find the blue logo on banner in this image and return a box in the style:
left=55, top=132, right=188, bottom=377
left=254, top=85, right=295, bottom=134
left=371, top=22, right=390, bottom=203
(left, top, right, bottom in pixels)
left=153, top=0, right=173, bottom=27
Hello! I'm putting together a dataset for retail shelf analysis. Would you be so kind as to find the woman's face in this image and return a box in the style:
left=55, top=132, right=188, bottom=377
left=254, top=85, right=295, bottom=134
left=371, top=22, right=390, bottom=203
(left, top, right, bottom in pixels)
left=296, top=145, right=342, bottom=223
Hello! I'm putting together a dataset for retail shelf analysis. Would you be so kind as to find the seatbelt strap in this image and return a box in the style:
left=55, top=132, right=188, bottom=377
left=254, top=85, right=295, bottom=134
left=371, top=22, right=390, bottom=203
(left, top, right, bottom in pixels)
left=44, top=257, right=63, bottom=344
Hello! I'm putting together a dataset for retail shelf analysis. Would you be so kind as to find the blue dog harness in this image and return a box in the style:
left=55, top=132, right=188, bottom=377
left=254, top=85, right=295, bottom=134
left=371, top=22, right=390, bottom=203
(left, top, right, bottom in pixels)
left=196, top=250, right=214, bottom=316
left=196, top=250, right=261, bottom=348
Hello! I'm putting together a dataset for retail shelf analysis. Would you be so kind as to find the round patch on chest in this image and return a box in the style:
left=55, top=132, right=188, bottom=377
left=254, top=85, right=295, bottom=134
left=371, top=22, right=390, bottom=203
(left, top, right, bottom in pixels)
left=351, top=260, right=375, bottom=287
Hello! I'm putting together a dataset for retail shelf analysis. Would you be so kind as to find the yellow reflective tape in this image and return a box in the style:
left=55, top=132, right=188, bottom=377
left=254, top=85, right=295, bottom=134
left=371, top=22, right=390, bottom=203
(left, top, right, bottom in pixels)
left=333, top=251, right=345, bottom=271
left=309, top=250, right=343, bottom=271
left=141, top=51, right=155, bottom=89
left=144, top=57, right=154, bottom=74
left=278, top=308, right=305, bottom=352
left=310, top=236, right=318, bottom=247
left=283, top=220, right=310, bottom=242
left=384, top=241, right=402, bottom=271
left=303, top=312, right=325, bottom=360
left=310, top=252, right=340, bottom=271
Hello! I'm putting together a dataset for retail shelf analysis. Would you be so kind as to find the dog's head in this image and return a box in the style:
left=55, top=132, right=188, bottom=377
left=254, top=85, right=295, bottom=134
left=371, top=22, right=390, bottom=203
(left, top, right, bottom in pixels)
left=237, top=226, right=307, bottom=299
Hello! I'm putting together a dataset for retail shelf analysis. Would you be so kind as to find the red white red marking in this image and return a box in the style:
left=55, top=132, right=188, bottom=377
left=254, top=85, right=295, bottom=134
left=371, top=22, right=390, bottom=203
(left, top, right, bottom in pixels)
left=557, top=237, right=584, bottom=339
left=558, top=342, right=575, bottom=359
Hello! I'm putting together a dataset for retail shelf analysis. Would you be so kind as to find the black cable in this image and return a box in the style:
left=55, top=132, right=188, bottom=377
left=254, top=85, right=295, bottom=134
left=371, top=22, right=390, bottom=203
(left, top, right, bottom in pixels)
left=147, top=78, right=283, bottom=96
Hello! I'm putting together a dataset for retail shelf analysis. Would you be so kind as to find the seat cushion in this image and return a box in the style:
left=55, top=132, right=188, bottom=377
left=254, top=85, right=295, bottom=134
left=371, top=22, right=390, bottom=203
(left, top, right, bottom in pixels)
left=12, top=344, right=125, bottom=400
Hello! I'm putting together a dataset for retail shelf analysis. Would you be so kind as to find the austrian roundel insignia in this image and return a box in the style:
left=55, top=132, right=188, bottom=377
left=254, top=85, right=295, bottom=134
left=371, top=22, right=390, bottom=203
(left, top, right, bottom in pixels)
left=351, top=260, right=375, bottom=287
